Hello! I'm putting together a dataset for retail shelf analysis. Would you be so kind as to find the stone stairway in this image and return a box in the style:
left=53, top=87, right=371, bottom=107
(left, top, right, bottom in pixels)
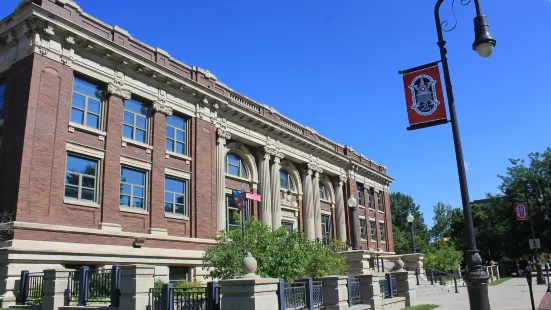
left=415, top=277, right=457, bottom=298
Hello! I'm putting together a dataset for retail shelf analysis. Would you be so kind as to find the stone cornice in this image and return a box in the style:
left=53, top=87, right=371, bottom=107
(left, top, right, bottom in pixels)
left=0, top=2, right=393, bottom=184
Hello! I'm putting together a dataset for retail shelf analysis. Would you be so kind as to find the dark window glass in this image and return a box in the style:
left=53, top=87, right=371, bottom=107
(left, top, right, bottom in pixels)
left=322, top=215, right=331, bottom=244
left=0, top=82, right=6, bottom=120
left=377, top=192, right=383, bottom=211
left=379, top=223, right=386, bottom=242
left=370, top=221, right=376, bottom=241
left=319, top=183, right=329, bottom=201
left=164, top=177, right=187, bottom=216
left=367, top=190, right=374, bottom=209
left=166, top=114, right=187, bottom=155
left=280, top=170, right=295, bottom=191
left=120, top=167, right=146, bottom=210
left=123, top=99, right=149, bottom=143
left=357, top=184, right=365, bottom=206
left=359, top=218, right=366, bottom=239
left=71, top=77, right=103, bottom=129
left=225, top=153, right=248, bottom=178
left=64, top=154, right=98, bottom=202
left=282, top=221, right=294, bottom=233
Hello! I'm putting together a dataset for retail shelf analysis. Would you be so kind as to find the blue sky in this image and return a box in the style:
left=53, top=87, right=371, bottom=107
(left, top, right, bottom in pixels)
left=3, top=0, right=550, bottom=227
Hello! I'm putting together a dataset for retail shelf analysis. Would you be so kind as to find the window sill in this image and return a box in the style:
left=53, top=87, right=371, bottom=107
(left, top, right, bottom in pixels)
left=378, top=210, right=385, bottom=214
left=381, top=241, right=386, bottom=244
left=119, top=206, right=149, bottom=215
left=166, top=151, right=192, bottom=161
left=122, top=137, right=153, bottom=150
left=63, top=198, right=100, bottom=209
left=368, top=208, right=376, bottom=212
left=69, top=122, right=107, bottom=137
left=358, top=205, right=365, bottom=209
left=225, top=174, right=251, bottom=183
left=361, top=238, right=367, bottom=241
left=165, top=213, right=190, bottom=220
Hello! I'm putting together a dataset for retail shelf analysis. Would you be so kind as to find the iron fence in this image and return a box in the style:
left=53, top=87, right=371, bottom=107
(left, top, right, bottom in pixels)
left=312, top=281, right=323, bottom=308
left=27, top=273, right=43, bottom=305
left=348, top=277, right=360, bottom=305
left=151, top=282, right=219, bottom=310
left=283, top=282, right=306, bottom=309
left=379, top=276, right=397, bottom=298
left=174, top=288, right=207, bottom=310
left=87, top=268, right=112, bottom=304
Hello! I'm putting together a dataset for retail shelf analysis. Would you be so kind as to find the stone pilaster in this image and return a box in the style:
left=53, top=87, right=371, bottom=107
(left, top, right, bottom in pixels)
left=302, top=167, right=315, bottom=240
left=334, top=176, right=347, bottom=243
left=313, top=170, right=322, bottom=240
left=259, top=152, right=272, bottom=228
left=318, top=276, right=349, bottom=310
left=216, top=128, right=231, bottom=232
left=219, top=278, right=279, bottom=310
left=357, top=274, right=382, bottom=310
left=119, top=265, right=155, bottom=310
left=270, top=154, right=283, bottom=230
left=42, top=269, right=71, bottom=310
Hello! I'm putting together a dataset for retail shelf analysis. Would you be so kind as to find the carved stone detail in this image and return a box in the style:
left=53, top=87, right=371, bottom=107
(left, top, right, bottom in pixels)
left=281, top=191, right=298, bottom=208
left=65, top=36, right=75, bottom=46
left=107, top=83, right=131, bottom=100
left=153, top=101, right=173, bottom=116
left=43, top=25, right=55, bottom=37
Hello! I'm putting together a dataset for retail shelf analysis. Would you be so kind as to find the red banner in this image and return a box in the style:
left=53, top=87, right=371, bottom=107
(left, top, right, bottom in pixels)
left=401, top=62, right=447, bottom=130
left=514, top=202, right=529, bottom=221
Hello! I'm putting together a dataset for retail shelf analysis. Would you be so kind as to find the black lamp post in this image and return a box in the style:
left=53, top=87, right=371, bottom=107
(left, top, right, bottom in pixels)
left=348, top=195, right=359, bottom=250
left=524, top=181, right=546, bottom=285
left=433, top=0, right=496, bottom=309
left=407, top=211, right=416, bottom=253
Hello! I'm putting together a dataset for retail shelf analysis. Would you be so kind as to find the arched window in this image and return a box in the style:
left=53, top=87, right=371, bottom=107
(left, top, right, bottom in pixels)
left=280, top=170, right=295, bottom=191
left=225, top=153, right=248, bottom=178
left=319, top=183, right=329, bottom=201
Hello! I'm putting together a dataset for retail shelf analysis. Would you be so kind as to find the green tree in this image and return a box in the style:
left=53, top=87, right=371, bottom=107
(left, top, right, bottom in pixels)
left=202, top=216, right=347, bottom=282
left=390, top=192, right=430, bottom=254
left=424, top=241, right=462, bottom=272
left=430, top=202, right=455, bottom=241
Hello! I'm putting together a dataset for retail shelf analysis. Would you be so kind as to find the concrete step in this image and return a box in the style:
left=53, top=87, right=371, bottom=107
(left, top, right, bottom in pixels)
left=349, top=305, right=370, bottom=310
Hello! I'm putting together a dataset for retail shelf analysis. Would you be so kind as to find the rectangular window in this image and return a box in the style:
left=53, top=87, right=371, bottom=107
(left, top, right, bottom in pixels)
left=71, top=77, right=103, bottom=129
left=321, top=215, right=331, bottom=243
left=123, top=98, right=149, bottom=143
left=370, top=221, right=376, bottom=241
left=367, top=189, right=374, bottom=209
left=377, top=192, right=383, bottom=211
left=225, top=195, right=243, bottom=231
left=166, top=114, right=187, bottom=155
left=282, top=221, right=294, bottom=232
left=359, top=218, right=367, bottom=240
left=164, top=177, right=187, bottom=216
left=356, top=183, right=365, bottom=206
left=120, top=167, right=146, bottom=210
left=0, top=82, right=5, bottom=120
left=64, top=154, right=99, bottom=202
left=379, top=223, right=386, bottom=242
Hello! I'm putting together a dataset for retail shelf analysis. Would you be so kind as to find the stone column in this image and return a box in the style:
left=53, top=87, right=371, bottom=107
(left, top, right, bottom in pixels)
left=302, top=167, right=315, bottom=240
left=259, top=152, right=272, bottom=228
left=219, top=278, right=279, bottom=310
left=119, top=265, right=155, bottom=310
left=150, top=102, right=172, bottom=235
left=356, top=274, right=382, bottom=310
left=270, top=154, right=283, bottom=230
left=216, top=128, right=231, bottom=233
left=318, top=276, right=349, bottom=310
left=313, top=170, right=322, bottom=240
left=395, top=271, right=416, bottom=307
left=42, top=269, right=71, bottom=310
left=334, top=177, right=347, bottom=243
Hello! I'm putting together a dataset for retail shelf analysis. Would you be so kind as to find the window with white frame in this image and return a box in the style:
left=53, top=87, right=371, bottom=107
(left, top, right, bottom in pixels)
left=322, top=215, right=331, bottom=243
left=356, top=183, right=365, bottom=206
left=123, top=98, right=149, bottom=143
left=225, top=153, right=248, bottom=178
left=164, top=177, right=187, bottom=216
left=226, top=194, right=249, bottom=230
left=370, top=221, right=376, bottom=241
left=377, top=192, right=383, bottom=211
left=367, top=189, right=374, bottom=209
left=359, top=218, right=367, bottom=239
left=64, top=154, right=99, bottom=202
left=166, top=114, right=187, bottom=155
left=0, top=82, right=5, bottom=120
left=379, top=222, right=386, bottom=242
left=70, top=76, right=103, bottom=129
left=120, top=167, right=147, bottom=210
left=319, top=183, right=329, bottom=201
left=280, top=170, right=295, bottom=191
left=282, top=221, right=294, bottom=232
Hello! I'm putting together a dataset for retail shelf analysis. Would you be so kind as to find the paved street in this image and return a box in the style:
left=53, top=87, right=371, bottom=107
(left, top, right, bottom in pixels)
left=415, top=277, right=548, bottom=309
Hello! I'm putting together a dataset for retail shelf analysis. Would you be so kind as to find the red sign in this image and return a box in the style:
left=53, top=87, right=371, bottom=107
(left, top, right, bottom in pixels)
left=401, top=62, right=447, bottom=130
left=246, top=193, right=262, bottom=202
left=514, top=202, right=529, bottom=221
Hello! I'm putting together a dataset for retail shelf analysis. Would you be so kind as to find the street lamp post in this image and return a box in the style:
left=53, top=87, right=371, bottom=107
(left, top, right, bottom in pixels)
left=433, top=0, right=496, bottom=309
left=407, top=212, right=416, bottom=253
left=348, top=195, right=359, bottom=250
left=524, top=181, right=546, bottom=285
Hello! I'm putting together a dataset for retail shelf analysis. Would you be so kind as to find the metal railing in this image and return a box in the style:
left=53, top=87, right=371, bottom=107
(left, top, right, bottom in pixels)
left=347, top=276, right=361, bottom=306
left=150, top=282, right=219, bottom=310
left=425, top=269, right=459, bottom=293
left=312, top=281, right=323, bottom=308
left=17, top=271, right=44, bottom=305
left=87, top=268, right=112, bottom=304
left=379, top=275, right=397, bottom=298
left=283, top=282, right=306, bottom=309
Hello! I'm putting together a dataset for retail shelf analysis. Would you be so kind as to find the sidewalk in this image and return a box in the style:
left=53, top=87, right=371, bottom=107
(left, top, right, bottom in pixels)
left=538, top=291, right=551, bottom=309
left=414, top=277, right=548, bottom=309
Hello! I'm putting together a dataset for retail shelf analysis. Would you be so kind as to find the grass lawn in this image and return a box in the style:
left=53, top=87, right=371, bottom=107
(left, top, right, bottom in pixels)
left=402, top=305, right=440, bottom=310
left=489, top=277, right=513, bottom=286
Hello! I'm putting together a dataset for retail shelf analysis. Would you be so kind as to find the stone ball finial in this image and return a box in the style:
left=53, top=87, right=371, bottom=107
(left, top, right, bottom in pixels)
left=242, top=252, right=258, bottom=278
left=393, top=257, right=406, bottom=272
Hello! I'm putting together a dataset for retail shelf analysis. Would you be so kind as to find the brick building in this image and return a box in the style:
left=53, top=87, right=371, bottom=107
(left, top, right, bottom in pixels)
left=0, top=0, right=394, bottom=306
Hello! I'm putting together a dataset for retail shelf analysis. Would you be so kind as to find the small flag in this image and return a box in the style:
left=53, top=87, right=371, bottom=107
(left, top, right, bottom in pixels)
left=514, top=202, right=529, bottom=221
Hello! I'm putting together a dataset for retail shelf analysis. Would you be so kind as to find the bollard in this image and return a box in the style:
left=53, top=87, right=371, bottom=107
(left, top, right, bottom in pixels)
left=415, top=269, right=420, bottom=286
left=516, top=261, right=521, bottom=277
left=526, top=266, right=535, bottom=310
left=453, top=276, right=458, bottom=293
left=430, top=270, right=434, bottom=285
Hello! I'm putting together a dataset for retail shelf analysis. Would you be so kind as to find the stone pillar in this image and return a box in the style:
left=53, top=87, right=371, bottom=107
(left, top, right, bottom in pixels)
left=259, top=152, right=272, bottom=228
left=219, top=278, right=279, bottom=310
left=216, top=128, right=231, bottom=232
left=270, top=154, right=283, bottom=230
left=302, top=167, right=315, bottom=240
left=318, top=276, right=349, bottom=310
left=119, top=265, right=155, bottom=310
left=42, top=269, right=71, bottom=310
left=395, top=271, right=416, bottom=307
left=357, top=274, right=382, bottom=310
left=153, top=265, right=169, bottom=284
left=150, top=102, right=172, bottom=235
left=333, top=177, right=347, bottom=243
left=313, top=170, right=322, bottom=240
left=345, top=250, right=372, bottom=277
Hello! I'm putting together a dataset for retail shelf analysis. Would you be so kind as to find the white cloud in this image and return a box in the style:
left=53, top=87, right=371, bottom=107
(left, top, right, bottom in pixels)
left=464, top=161, right=471, bottom=172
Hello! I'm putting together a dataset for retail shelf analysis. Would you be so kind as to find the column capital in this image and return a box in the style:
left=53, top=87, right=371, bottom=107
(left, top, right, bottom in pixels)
left=217, top=128, right=231, bottom=145
left=107, top=83, right=131, bottom=100
left=153, top=101, right=173, bottom=116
